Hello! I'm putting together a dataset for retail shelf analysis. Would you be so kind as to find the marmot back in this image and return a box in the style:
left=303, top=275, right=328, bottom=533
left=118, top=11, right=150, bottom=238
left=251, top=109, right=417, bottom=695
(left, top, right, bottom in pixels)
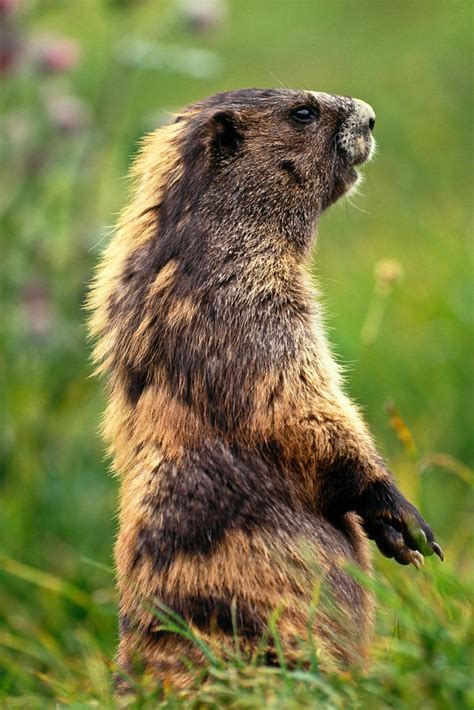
left=87, top=88, right=442, bottom=689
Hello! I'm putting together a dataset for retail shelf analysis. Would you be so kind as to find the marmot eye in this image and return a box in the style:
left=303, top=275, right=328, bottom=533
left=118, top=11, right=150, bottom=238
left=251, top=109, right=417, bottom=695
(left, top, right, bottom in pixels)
left=291, top=105, right=318, bottom=124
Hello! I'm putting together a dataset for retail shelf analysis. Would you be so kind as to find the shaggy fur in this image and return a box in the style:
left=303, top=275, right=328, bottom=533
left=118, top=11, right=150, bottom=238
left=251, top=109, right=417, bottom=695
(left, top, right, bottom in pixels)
left=87, top=89, right=442, bottom=687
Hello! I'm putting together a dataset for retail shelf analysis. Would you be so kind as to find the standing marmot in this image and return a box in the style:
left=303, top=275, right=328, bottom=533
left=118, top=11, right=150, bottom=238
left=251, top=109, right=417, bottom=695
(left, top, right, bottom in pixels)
left=87, top=89, right=443, bottom=686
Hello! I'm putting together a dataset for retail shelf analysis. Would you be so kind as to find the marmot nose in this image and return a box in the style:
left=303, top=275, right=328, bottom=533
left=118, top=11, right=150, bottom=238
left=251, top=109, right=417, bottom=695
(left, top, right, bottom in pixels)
left=353, top=98, right=376, bottom=132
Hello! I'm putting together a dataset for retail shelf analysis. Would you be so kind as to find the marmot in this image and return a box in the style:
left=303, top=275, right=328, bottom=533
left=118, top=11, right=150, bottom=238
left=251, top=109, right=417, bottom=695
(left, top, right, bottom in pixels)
left=87, top=89, right=443, bottom=687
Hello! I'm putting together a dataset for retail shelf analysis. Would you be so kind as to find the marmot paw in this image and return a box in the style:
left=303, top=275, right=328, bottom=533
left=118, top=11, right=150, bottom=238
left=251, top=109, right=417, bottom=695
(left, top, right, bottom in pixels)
left=357, top=480, right=444, bottom=567
left=362, top=517, right=426, bottom=568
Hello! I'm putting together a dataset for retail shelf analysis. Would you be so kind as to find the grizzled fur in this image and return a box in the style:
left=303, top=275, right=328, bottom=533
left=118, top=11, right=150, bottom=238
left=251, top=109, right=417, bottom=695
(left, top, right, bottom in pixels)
left=87, top=88, right=442, bottom=688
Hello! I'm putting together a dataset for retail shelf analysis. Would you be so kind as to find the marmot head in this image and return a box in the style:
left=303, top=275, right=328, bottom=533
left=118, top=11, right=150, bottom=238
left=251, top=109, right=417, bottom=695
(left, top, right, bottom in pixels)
left=172, top=89, right=375, bottom=245
left=88, top=88, right=376, bottom=389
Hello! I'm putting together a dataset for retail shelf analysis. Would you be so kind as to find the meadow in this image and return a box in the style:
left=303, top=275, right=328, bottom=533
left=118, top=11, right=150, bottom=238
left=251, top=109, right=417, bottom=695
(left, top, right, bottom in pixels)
left=0, top=0, right=472, bottom=707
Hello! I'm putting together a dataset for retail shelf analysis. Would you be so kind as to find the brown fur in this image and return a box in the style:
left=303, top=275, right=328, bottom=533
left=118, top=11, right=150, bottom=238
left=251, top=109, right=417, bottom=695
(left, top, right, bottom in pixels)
left=87, top=89, right=441, bottom=689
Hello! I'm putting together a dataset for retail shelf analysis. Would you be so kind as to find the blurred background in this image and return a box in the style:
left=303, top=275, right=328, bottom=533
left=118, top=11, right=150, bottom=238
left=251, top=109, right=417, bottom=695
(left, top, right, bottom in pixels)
left=0, top=0, right=472, bottom=704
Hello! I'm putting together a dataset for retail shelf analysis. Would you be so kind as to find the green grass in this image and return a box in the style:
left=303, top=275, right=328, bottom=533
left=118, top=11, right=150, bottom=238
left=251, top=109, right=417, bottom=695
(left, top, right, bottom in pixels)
left=1, top=0, right=472, bottom=706
left=0, top=556, right=471, bottom=708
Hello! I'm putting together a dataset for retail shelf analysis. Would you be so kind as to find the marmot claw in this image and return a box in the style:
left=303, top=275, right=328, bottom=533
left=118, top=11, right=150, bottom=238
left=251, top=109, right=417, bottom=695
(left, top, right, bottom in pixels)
left=357, top=479, right=444, bottom=565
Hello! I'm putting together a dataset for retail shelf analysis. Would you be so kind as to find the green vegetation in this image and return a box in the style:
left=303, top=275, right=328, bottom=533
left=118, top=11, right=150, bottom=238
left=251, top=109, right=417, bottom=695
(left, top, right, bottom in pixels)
left=1, top=0, right=472, bottom=706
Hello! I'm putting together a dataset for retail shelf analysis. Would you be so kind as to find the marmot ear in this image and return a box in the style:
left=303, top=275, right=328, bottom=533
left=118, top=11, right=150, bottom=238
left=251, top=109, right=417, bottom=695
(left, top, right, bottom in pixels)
left=210, top=110, right=243, bottom=157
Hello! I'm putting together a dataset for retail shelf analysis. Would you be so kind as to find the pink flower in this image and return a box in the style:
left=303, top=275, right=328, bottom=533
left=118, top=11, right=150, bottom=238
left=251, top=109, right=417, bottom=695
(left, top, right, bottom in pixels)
left=22, top=280, right=55, bottom=339
left=45, top=93, right=90, bottom=134
left=0, top=29, right=22, bottom=74
left=32, top=34, right=80, bottom=74
left=179, top=0, right=227, bottom=34
left=0, top=0, right=20, bottom=17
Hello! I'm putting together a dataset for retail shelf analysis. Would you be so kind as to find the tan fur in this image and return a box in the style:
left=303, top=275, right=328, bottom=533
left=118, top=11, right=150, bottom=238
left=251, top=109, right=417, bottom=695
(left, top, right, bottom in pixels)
left=87, top=123, right=185, bottom=375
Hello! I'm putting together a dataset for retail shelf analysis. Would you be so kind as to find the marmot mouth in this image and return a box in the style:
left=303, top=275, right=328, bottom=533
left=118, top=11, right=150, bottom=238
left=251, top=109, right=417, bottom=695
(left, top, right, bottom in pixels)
left=337, top=134, right=375, bottom=167
left=325, top=131, right=374, bottom=207
left=325, top=160, right=359, bottom=208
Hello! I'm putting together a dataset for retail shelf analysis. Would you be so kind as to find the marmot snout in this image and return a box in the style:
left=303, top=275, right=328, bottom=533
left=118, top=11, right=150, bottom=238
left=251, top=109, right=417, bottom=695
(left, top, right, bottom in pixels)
left=336, top=96, right=376, bottom=164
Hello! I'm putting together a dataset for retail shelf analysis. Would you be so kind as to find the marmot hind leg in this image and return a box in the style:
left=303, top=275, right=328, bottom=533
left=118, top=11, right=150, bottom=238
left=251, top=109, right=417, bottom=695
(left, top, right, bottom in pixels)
left=115, top=511, right=373, bottom=688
